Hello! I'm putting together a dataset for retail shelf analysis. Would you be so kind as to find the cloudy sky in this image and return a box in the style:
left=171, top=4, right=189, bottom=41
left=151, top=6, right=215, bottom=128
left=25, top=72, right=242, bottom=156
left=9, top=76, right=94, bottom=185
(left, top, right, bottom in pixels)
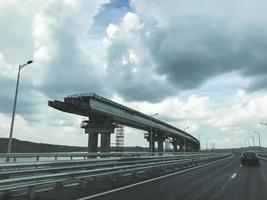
left=1, top=0, right=267, bottom=149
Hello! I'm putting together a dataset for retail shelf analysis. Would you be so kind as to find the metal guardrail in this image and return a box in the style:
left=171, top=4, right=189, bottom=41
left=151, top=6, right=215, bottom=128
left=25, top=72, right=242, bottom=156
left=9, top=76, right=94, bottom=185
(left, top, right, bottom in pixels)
left=258, top=153, right=267, bottom=157
left=0, top=152, right=201, bottom=163
left=0, top=152, right=158, bottom=163
left=0, top=152, right=231, bottom=199
left=257, top=153, right=267, bottom=160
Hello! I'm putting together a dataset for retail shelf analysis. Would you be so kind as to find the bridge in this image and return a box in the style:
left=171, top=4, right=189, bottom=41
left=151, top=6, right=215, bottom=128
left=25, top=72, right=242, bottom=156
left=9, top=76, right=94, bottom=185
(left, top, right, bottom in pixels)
left=48, top=93, right=199, bottom=153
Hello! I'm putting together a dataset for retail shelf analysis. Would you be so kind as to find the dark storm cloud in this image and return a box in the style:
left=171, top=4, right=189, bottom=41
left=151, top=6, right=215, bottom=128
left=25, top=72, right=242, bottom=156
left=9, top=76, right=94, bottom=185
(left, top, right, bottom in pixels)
left=143, top=16, right=267, bottom=91
left=2, top=0, right=267, bottom=113
left=114, top=79, right=174, bottom=102
left=247, top=76, right=267, bottom=92
left=102, top=0, right=267, bottom=102
left=0, top=2, right=35, bottom=65
left=39, top=31, right=107, bottom=99
left=0, top=1, right=110, bottom=118
left=0, top=76, right=42, bottom=116
left=106, top=33, right=175, bottom=102
left=34, top=1, right=112, bottom=100
left=105, top=16, right=240, bottom=102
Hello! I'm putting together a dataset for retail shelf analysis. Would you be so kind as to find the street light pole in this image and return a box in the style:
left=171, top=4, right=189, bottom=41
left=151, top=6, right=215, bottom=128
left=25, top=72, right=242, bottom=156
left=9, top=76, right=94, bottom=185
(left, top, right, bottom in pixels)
left=254, top=131, right=261, bottom=148
left=259, top=123, right=267, bottom=148
left=205, top=137, right=209, bottom=151
left=199, top=133, right=203, bottom=150
left=150, top=113, right=158, bottom=153
left=246, top=139, right=250, bottom=147
left=249, top=136, right=255, bottom=152
left=183, top=127, right=189, bottom=152
left=7, top=60, right=33, bottom=154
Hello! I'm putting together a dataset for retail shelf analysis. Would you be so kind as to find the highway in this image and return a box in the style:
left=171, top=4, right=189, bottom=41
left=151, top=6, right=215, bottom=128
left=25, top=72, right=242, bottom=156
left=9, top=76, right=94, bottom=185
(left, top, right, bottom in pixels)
left=26, top=155, right=267, bottom=200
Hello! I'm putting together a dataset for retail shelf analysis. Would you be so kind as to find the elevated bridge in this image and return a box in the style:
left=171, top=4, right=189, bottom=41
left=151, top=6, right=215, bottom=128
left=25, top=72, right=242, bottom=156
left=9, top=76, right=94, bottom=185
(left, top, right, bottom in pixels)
left=48, top=93, right=199, bottom=152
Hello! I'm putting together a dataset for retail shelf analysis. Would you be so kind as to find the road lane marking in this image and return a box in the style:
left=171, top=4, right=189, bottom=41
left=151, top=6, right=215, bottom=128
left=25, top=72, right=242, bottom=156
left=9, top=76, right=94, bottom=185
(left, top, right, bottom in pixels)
left=77, top=156, right=233, bottom=200
left=231, top=172, right=237, bottom=179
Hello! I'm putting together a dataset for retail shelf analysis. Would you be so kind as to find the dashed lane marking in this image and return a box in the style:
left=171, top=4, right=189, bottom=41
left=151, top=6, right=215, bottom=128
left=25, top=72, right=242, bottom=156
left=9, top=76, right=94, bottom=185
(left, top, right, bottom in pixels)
left=231, top=172, right=237, bottom=179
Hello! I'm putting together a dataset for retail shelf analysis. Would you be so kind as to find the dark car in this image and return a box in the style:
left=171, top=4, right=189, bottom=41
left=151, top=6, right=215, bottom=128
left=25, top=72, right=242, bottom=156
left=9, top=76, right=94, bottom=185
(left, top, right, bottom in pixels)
left=240, top=152, right=260, bottom=166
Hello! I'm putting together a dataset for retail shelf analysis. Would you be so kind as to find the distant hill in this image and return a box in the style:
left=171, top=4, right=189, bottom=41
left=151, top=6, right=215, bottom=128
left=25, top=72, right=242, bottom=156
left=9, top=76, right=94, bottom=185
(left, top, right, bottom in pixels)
left=0, top=138, right=148, bottom=153
left=0, top=138, right=87, bottom=153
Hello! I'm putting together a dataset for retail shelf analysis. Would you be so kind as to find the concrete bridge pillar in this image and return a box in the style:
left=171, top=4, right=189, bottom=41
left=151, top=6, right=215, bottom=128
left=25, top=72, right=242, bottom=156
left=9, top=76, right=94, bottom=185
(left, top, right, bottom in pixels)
left=173, top=143, right=178, bottom=152
left=185, top=143, right=190, bottom=152
left=88, top=133, right=98, bottom=153
left=149, top=138, right=155, bottom=152
left=85, top=128, right=98, bottom=153
left=101, top=133, right=111, bottom=152
left=187, top=143, right=196, bottom=152
left=158, top=138, right=164, bottom=152
left=145, top=132, right=155, bottom=152
left=84, top=121, right=115, bottom=153
left=171, top=139, right=179, bottom=152
left=158, top=140, right=164, bottom=152
left=179, top=143, right=184, bottom=152
left=157, top=135, right=165, bottom=153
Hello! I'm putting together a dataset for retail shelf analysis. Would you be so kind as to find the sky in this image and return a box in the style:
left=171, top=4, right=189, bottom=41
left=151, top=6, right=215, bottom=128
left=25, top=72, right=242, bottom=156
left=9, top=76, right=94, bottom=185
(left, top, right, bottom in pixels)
left=1, top=0, right=267, bottom=149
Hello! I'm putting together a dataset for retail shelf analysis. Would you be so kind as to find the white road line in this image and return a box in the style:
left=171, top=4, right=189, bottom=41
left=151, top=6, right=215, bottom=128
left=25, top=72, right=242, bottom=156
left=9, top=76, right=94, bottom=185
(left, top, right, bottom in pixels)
left=231, top=172, right=237, bottom=179
left=76, top=156, right=232, bottom=200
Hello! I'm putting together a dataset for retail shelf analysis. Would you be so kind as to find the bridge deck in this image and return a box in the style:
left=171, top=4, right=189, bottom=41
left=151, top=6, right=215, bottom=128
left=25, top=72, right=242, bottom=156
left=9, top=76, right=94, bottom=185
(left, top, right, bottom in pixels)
left=48, top=93, right=198, bottom=144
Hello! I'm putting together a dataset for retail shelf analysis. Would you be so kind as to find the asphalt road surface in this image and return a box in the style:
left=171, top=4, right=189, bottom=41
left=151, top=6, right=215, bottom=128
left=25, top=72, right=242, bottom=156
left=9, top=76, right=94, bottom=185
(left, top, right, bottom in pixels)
left=77, top=156, right=267, bottom=200
left=32, top=155, right=267, bottom=200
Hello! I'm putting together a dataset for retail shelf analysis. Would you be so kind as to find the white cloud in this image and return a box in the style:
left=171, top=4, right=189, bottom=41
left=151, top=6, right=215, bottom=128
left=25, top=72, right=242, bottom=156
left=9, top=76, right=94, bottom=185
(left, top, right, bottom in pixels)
left=0, top=0, right=109, bottom=147
left=1, top=0, right=267, bottom=149
left=113, top=93, right=209, bottom=133
left=33, top=46, right=50, bottom=62
left=0, top=110, right=88, bottom=147
left=113, top=90, right=267, bottom=148
left=104, top=11, right=175, bottom=102
left=122, top=12, right=141, bottom=31
left=212, top=93, right=267, bottom=130
left=106, top=24, right=118, bottom=39
left=0, top=53, right=15, bottom=77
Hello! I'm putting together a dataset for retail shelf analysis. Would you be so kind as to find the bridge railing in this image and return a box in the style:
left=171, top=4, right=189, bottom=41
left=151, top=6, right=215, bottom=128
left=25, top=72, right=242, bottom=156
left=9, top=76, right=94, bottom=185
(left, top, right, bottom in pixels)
left=0, top=152, right=192, bottom=163
left=0, top=152, right=231, bottom=199
left=257, top=152, right=267, bottom=159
